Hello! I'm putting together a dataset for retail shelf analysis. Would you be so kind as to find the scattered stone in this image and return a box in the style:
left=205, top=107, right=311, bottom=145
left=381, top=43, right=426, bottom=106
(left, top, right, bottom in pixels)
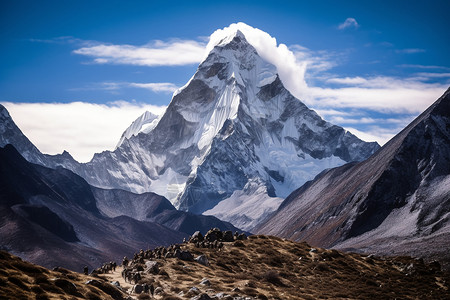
left=310, top=248, right=318, bottom=253
left=205, top=228, right=222, bottom=242
left=222, top=230, right=234, bottom=242
left=180, top=250, right=194, bottom=261
left=195, top=255, right=209, bottom=266
left=189, top=286, right=201, bottom=295
left=133, top=284, right=144, bottom=294
left=111, top=281, right=120, bottom=288
left=200, top=278, right=211, bottom=286
left=191, top=293, right=212, bottom=300
left=85, top=279, right=101, bottom=285
left=145, top=261, right=160, bottom=274
left=154, top=287, right=164, bottom=295
left=190, top=231, right=204, bottom=243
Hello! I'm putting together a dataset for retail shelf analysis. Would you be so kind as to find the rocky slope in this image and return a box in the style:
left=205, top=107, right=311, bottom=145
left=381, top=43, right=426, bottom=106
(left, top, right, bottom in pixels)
left=2, top=234, right=449, bottom=299
left=0, top=144, right=239, bottom=271
left=256, top=88, right=450, bottom=269
left=23, top=28, right=378, bottom=231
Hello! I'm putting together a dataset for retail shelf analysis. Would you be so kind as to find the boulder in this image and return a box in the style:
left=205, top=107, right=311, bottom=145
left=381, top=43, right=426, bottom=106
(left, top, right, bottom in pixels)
left=205, top=228, right=222, bottom=242
left=190, top=231, right=204, bottom=243
left=180, top=250, right=194, bottom=261
left=222, top=231, right=234, bottom=242
left=145, top=261, right=160, bottom=274
left=133, top=284, right=144, bottom=294
left=154, top=287, right=164, bottom=295
left=191, top=293, right=212, bottom=300
left=195, top=255, right=209, bottom=266
left=200, top=278, right=211, bottom=286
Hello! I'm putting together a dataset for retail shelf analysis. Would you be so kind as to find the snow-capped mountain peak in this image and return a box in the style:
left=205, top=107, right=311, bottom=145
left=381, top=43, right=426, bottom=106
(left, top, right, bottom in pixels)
left=116, top=111, right=159, bottom=148
left=3, top=24, right=380, bottom=231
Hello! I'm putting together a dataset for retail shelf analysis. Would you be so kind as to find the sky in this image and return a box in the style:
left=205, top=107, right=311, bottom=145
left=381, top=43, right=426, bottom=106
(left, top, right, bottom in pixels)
left=1, top=0, right=449, bottom=162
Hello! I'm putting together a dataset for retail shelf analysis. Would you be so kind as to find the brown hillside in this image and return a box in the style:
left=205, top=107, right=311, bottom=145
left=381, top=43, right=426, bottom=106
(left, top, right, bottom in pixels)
left=1, top=234, right=450, bottom=299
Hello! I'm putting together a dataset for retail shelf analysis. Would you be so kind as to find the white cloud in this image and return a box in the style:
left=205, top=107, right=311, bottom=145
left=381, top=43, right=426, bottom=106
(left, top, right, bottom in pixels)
left=344, top=126, right=399, bottom=145
left=129, top=82, right=179, bottom=93
left=395, top=48, right=426, bottom=54
left=206, top=22, right=309, bottom=100
left=415, top=72, right=450, bottom=78
left=398, top=64, right=450, bottom=70
left=2, top=101, right=166, bottom=162
left=338, top=18, right=359, bottom=30
left=74, top=39, right=206, bottom=66
left=71, top=82, right=180, bottom=94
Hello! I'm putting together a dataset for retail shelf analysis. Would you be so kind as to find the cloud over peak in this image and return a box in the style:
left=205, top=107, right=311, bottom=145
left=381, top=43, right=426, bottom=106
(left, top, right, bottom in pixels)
left=338, top=18, right=359, bottom=30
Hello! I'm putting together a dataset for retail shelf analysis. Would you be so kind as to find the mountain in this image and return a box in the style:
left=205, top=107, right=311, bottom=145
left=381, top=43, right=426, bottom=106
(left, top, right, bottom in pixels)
left=0, top=144, right=185, bottom=270
left=115, top=110, right=159, bottom=148
left=0, top=104, right=81, bottom=170
left=31, top=29, right=378, bottom=231
left=91, top=187, right=241, bottom=235
left=256, top=88, right=450, bottom=268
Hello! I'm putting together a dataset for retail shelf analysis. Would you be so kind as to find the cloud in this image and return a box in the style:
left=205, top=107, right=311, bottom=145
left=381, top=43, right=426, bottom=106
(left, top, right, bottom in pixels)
left=129, top=82, right=179, bottom=93
left=395, top=48, right=426, bottom=54
left=415, top=72, right=450, bottom=78
left=70, top=82, right=179, bottom=94
left=2, top=101, right=166, bottom=162
left=206, top=22, right=309, bottom=100
left=73, top=39, right=206, bottom=66
left=398, top=64, right=450, bottom=70
left=344, top=126, right=401, bottom=145
left=338, top=18, right=359, bottom=30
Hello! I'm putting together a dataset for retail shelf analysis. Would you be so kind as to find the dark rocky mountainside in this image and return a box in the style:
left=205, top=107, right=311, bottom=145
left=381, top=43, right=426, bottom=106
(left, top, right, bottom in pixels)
left=0, top=144, right=238, bottom=271
left=257, top=88, right=450, bottom=269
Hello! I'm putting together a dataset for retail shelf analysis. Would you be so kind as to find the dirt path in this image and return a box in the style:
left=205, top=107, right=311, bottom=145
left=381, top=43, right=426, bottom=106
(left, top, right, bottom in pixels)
left=104, top=266, right=137, bottom=299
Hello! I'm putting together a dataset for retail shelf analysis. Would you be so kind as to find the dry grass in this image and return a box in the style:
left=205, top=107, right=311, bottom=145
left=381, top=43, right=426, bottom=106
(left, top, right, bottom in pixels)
left=0, top=250, right=128, bottom=300
left=2, top=235, right=450, bottom=299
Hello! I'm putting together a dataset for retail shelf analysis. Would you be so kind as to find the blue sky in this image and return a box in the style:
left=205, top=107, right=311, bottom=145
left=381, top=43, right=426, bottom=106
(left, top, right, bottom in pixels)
left=1, top=0, right=449, bottom=161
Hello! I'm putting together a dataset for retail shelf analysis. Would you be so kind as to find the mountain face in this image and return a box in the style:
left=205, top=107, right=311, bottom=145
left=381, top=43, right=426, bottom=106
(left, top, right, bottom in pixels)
left=91, top=187, right=241, bottom=235
left=0, top=144, right=238, bottom=270
left=116, top=110, right=159, bottom=148
left=1, top=30, right=379, bottom=231
left=256, top=88, right=450, bottom=268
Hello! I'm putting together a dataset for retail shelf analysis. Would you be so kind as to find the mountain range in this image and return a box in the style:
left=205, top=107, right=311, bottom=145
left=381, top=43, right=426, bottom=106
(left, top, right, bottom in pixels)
left=257, top=87, right=450, bottom=269
left=0, top=30, right=379, bottom=231
left=1, top=25, right=449, bottom=271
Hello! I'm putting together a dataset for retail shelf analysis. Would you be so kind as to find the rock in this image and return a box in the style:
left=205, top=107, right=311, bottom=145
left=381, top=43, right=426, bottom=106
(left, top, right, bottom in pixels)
left=215, top=292, right=232, bottom=299
left=174, top=249, right=182, bottom=259
left=235, top=233, right=247, bottom=240
left=191, top=293, right=212, bottom=300
left=200, top=278, right=211, bottom=286
left=195, top=255, right=209, bottom=266
left=189, top=286, right=201, bottom=295
left=154, top=287, right=164, bottom=295
left=310, top=248, right=318, bottom=253
left=85, top=279, right=101, bottom=285
left=180, top=250, right=194, bottom=261
left=222, top=230, right=234, bottom=242
left=111, top=281, right=120, bottom=288
left=205, top=228, right=222, bottom=242
left=53, top=278, right=78, bottom=295
left=145, top=261, right=160, bottom=274
left=133, top=284, right=144, bottom=294
left=190, top=231, right=204, bottom=242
